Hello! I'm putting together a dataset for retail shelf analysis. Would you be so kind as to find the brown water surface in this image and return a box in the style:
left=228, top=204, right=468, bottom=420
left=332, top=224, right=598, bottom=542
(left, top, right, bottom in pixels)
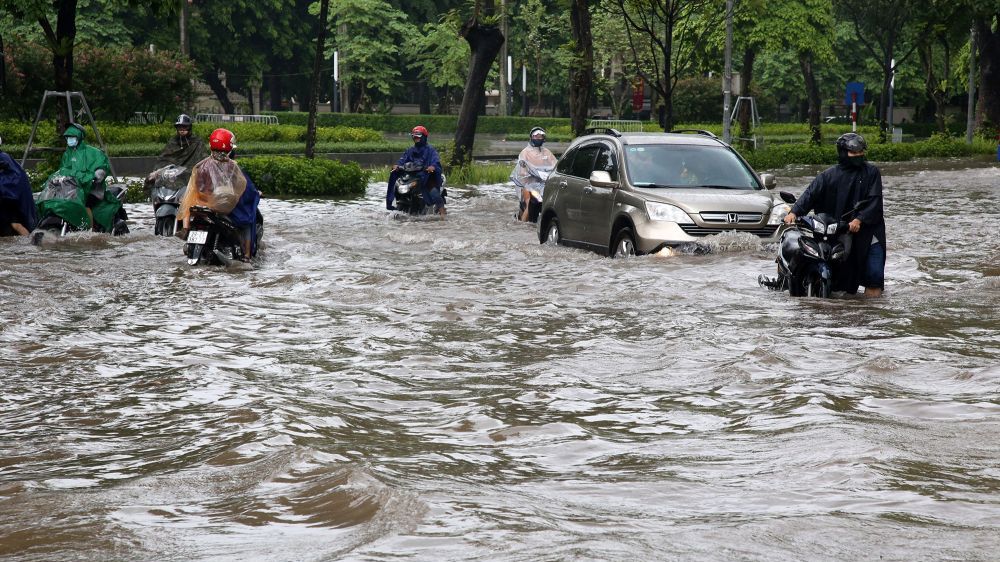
left=1, top=158, right=998, bottom=561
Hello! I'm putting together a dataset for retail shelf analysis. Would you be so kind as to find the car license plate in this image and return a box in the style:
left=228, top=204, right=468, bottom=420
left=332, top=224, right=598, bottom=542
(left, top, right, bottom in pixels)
left=186, top=230, right=208, bottom=244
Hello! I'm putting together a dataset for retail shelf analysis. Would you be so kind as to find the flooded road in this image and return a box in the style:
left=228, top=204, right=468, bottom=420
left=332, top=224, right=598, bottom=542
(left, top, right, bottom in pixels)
left=1, top=158, right=998, bottom=561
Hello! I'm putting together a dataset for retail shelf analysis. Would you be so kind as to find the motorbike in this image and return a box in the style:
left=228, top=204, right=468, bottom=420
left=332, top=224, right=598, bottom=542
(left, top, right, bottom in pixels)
left=32, top=172, right=128, bottom=244
left=147, top=164, right=188, bottom=236
left=759, top=192, right=872, bottom=298
left=183, top=205, right=264, bottom=266
left=389, top=160, right=446, bottom=215
left=515, top=161, right=553, bottom=223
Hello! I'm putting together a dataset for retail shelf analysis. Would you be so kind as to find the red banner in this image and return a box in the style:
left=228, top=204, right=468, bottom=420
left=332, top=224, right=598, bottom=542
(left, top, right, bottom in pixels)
left=632, top=77, right=644, bottom=112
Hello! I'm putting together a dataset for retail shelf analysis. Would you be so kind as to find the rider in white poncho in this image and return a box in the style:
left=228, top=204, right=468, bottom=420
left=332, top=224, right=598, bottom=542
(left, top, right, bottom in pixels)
left=510, top=127, right=557, bottom=223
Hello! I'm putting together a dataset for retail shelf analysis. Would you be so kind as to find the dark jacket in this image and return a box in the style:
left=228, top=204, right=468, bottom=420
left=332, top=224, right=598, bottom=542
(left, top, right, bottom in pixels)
left=0, top=151, right=38, bottom=233
left=791, top=161, right=886, bottom=293
left=386, top=143, right=443, bottom=208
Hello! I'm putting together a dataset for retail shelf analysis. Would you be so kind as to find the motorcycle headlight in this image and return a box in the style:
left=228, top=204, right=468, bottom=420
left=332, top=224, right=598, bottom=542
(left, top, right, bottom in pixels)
left=768, top=203, right=790, bottom=225
left=646, top=201, right=693, bottom=224
left=799, top=237, right=821, bottom=258
left=398, top=181, right=418, bottom=195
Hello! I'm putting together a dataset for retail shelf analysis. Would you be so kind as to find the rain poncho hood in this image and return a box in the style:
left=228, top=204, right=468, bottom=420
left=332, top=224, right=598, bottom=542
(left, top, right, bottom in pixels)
left=177, top=155, right=248, bottom=223
left=0, top=151, right=38, bottom=232
left=36, top=135, right=121, bottom=231
left=63, top=123, right=86, bottom=139
left=510, top=144, right=557, bottom=192
left=155, top=132, right=208, bottom=171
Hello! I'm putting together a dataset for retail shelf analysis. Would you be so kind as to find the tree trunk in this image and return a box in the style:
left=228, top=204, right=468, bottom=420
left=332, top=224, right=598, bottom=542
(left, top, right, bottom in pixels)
left=305, top=0, right=330, bottom=159
left=202, top=69, right=236, bottom=114
left=268, top=74, right=283, bottom=111
left=419, top=81, right=431, bottom=115
left=976, top=16, right=1000, bottom=128
left=661, top=13, right=675, bottom=132
left=799, top=51, right=821, bottom=143
left=36, top=0, right=79, bottom=96
left=568, top=0, right=593, bottom=137
left=738, top=47, right=756, bottom=140
left=452, top=19, right=504, bottom=166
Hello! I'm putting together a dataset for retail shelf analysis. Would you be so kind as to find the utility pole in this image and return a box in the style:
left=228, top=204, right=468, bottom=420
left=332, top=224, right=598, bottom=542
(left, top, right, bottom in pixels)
left=966, top=25, right=977, bottom=144
left=179, top=0, right=189, bottom=57
left=722, top=0, right=733, bottom=143
left=499, top=0, right=508, bottom=117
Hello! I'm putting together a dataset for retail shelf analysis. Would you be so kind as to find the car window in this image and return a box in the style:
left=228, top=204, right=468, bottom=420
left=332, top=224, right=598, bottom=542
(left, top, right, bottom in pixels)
left=625, top=144, right=760, bottom=189
left=556, top=147, right=577, bottom=175
left=569, top=144, right=601, bottom=179
left=594, top=146, right=619, bottom=182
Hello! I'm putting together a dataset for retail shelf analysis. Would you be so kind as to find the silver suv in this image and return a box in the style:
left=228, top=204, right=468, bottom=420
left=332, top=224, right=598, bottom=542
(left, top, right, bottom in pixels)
left=537, top=129, right=787, bottom=257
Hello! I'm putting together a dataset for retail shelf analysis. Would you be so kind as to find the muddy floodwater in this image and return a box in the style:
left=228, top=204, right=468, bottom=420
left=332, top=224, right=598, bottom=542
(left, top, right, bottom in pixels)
left=1, top=158, right=998, bottom=561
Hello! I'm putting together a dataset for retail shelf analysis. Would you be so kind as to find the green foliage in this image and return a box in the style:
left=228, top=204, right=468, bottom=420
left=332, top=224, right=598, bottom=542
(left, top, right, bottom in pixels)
left=239, top=155, right=369, bottom=197
left=323, top=0, right=409, bottom=111
left=0, top=38, right=196, bottom=121
left=671, top=77, right=724, bottom=123
left=406, top=11, right=468, bottom=91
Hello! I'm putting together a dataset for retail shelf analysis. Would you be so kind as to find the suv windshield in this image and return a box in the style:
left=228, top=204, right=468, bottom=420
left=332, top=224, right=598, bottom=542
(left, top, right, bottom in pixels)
left=624, top=144, right=760, bottom=190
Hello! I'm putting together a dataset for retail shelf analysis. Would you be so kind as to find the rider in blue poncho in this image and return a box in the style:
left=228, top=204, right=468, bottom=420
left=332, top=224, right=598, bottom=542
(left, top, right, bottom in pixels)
left=0, top=144, right=38, bottom=236
left=386, top=125, right=445, bottom=216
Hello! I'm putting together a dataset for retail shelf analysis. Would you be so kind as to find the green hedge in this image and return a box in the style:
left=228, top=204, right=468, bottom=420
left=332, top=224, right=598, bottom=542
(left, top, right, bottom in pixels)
left=265, top=112, right=572, bottom=135
left=6, top=141, right=410, bottom=158
left=239, top=156, right=369, bottom=197
left=0, top=121, right=383, bottom=145
left=745, top=136, right=996, bottom=171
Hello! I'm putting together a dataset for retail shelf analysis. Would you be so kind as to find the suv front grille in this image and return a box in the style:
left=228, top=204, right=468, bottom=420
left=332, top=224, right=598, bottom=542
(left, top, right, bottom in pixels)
left=699, top=212, right=764, bottom=223
left=679, top=224, right=779, bottom=238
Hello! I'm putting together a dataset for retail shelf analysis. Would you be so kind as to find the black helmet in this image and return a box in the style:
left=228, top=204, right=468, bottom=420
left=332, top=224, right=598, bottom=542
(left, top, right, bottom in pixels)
left=836, top=132, right=867, bottom=155
left=529, top=127, right=546, bottom=139
left=174, top=114, right=193, bottom=127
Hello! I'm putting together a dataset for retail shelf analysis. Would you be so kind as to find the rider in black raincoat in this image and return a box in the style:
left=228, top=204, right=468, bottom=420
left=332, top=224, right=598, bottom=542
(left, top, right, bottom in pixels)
left=784, top=133, right=886, bottom=296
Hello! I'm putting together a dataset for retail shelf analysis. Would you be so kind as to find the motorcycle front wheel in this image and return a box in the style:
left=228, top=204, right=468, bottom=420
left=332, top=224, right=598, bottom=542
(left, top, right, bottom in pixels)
left=155, top=215, right=176, bottom=236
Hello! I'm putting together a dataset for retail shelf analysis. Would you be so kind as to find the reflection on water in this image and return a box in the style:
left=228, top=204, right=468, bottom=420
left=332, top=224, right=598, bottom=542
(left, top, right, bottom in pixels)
left=1, top=159, right=998, bottom=561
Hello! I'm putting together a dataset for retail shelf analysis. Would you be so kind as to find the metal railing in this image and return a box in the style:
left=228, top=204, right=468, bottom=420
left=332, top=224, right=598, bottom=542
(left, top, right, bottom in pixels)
left=195, top=113, right=279, bottom=125
left=128, top=112, right=161, bottom=124
left=586, top=119, right=646, bottom=133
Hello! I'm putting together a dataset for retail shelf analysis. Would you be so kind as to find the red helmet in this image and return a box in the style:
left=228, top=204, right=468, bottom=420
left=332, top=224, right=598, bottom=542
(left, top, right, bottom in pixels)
left=209, top=128, right=236, bottom=152
left=411, top=125, right=429, bottom=139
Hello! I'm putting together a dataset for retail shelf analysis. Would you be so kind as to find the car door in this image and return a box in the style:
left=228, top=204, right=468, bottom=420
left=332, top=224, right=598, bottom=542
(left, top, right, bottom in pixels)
left=559, top=144, right=601, bottom=243
left=579, top=144, right=620, bottom=247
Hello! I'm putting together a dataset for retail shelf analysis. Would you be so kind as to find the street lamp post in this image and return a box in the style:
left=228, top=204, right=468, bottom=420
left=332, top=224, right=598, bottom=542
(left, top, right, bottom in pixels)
left=332, top=51, right=339, bottom=113
left=722, top=0, right=733, bottom=144
left=521, top=64, right=528, bottom=117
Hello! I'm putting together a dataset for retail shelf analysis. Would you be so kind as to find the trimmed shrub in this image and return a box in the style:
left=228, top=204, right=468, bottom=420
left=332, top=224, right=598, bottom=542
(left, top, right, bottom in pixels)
left=239, top=156, right=369, bottom=197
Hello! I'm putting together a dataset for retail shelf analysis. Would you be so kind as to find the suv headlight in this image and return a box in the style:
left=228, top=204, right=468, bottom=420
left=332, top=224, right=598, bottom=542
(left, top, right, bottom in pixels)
left=767, top=203, right=790, bottom=225
left=646, top=201, right=693, bottom=224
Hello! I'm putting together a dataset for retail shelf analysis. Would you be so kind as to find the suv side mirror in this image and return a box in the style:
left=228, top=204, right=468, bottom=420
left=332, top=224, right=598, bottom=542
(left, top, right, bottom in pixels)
left=759, top=173, right=776, bottom=189
left=590, top=170, right=617, bottom=188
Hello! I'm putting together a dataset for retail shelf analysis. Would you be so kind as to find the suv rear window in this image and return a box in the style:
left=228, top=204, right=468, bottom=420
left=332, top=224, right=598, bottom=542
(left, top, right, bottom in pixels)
left=569, top=145, right=601, bottom=179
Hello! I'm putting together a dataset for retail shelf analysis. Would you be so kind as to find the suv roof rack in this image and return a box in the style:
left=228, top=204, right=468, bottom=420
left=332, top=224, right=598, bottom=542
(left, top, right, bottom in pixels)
left=669, top=129, right=719, bottom=139
left=583, top=127, right=622, bottom=137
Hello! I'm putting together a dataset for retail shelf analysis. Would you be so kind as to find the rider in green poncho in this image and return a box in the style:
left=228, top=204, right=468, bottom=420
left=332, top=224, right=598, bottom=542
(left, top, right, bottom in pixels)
left=37, top=123, right=125, bottom=232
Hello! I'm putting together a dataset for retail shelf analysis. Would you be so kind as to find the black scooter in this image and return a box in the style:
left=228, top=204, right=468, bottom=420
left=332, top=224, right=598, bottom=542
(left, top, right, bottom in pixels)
left=148, top=165, right=188, bottom=236
left=183, top=205, right=263, bottom=266
left=759, top=192, right=871, bottom=298
left=389, top=161, right=446, bottom=215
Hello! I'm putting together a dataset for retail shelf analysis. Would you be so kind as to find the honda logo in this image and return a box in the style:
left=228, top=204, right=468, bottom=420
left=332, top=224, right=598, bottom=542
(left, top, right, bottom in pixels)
left=726, top=212, right=739, bottom=224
